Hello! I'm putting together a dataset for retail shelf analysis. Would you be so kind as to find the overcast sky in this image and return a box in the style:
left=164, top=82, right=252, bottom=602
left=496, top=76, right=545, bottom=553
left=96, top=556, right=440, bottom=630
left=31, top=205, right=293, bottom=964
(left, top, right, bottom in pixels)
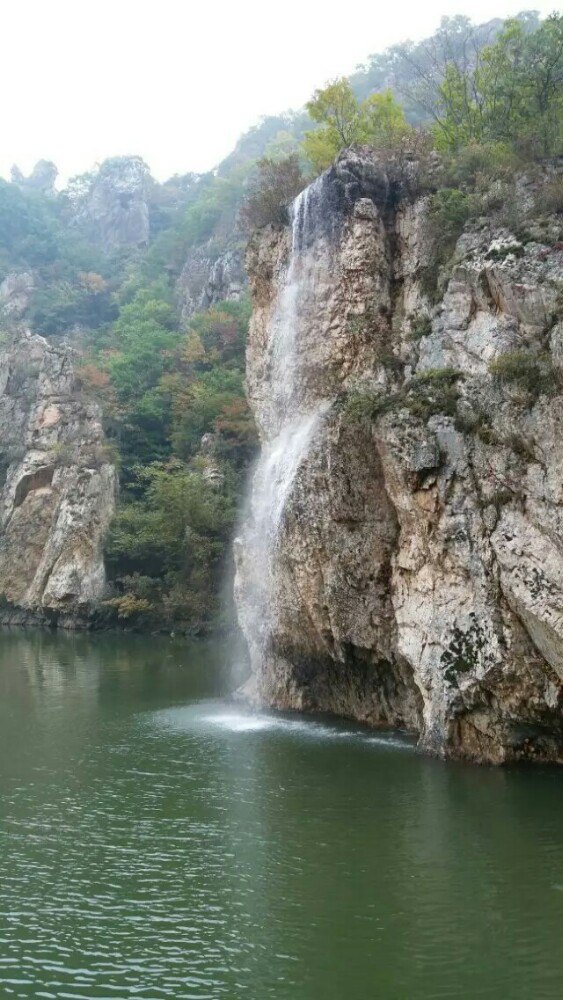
left=1, top=0, right=557, bottom=184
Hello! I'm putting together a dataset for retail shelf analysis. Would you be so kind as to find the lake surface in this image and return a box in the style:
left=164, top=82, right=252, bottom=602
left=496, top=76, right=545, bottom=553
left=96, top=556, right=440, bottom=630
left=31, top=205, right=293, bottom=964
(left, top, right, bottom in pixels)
left=0, top=630, right=562, bottom=999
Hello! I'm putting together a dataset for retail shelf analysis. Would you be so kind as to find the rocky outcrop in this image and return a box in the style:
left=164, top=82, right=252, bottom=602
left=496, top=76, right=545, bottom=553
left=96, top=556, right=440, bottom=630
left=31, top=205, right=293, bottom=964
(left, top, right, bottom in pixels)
left=0, top=332, right=116, bottom=624
left=11, top=160, right=58, bottom=196
left=236, top=148, right=563, bottom=764
left=74, top=156, right=152, bottom=251
left=0, top=272, right=34, bottom=322
left=177, top=247, right=246, bottom=321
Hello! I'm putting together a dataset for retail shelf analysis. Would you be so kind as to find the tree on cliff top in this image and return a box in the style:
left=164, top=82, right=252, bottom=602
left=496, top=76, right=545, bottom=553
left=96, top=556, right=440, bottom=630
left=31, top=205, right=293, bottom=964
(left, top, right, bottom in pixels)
left=303, top=79, right=411, bottom=171
left=239, top=155, right=306, bottom=230
left=401, top=14, right=563, bottom=157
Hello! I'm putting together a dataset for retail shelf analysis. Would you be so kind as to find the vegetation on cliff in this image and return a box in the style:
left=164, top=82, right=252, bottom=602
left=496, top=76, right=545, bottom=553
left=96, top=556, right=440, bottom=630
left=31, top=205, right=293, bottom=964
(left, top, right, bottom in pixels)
left=247, top=14, right=562, bottom=229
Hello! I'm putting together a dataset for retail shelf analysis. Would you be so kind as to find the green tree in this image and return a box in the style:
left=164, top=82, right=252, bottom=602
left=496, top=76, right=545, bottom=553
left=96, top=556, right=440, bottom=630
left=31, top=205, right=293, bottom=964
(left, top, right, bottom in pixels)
left=239, top=155, right=305, bottom=229
left=307, top=79, right=363, bottom=149
left=513, top=13, right=563, bottom=155
left=105, top=460, right=239, bottom=627
left=432, top=15, right=563, bottom=156
left=361, top=90, right=412, bottom=147
left=0, top=181, right=58, bottom=275
left=98, top=295, right=255, bottom=629
left=303, top=79, right=410, bottom=171
left=106, top=288, right=179, bottom=404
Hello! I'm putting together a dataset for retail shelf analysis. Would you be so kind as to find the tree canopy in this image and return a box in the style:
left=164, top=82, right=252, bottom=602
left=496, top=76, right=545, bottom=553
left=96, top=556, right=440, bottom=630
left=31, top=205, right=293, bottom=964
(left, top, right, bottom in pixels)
left=303, top=80, right=411, bottom=170
left=401, top=14, right=563, bottom=156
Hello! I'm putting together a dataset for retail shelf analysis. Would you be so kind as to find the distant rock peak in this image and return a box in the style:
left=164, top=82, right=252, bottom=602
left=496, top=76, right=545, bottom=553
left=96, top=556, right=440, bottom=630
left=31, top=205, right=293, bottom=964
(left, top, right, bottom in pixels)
left=11, top=160, right=58, bottom=196
left=71, top=155, right=153, bottom=251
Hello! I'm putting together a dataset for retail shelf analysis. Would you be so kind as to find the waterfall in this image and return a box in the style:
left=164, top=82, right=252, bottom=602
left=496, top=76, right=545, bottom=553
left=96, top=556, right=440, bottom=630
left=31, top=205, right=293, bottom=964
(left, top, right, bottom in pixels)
left=236, top=177, right=331, bottom=671
left=268, top=185, right=311, bottom=423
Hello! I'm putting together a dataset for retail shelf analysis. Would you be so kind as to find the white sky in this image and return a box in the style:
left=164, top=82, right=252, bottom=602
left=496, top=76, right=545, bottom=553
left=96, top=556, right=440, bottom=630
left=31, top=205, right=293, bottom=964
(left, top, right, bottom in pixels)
left=1, top=0, right=558, bottom=184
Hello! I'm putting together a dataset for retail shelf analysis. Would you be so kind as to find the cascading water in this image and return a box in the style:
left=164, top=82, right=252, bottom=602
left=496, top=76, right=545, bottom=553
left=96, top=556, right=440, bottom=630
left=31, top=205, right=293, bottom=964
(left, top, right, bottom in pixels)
left=235, top=177, right=332, bottom=673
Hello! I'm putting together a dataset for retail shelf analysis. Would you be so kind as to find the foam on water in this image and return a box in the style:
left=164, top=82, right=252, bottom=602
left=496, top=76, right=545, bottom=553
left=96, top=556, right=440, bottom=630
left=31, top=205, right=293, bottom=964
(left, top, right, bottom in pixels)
left=150, top=701, right=415, bottom=750
left=204, top=712, right=272, bottom=733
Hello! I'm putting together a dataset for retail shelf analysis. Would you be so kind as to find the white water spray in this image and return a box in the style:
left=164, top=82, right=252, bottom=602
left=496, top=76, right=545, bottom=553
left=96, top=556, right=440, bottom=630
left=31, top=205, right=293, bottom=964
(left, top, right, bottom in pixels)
left=236, top=178, right=331, bottom=667
left=268, top=185, right=312, bottom=420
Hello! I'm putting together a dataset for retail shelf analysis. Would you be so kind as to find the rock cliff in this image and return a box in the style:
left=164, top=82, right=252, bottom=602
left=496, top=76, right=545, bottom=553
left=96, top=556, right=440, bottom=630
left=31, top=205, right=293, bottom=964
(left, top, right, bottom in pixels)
left=0, top=272, right=35, bottom=323
left=11, top=160, right=58, bottom=196
left=176, top=247, right=246, bottom=321
left=0, top=332, right=116, bottom=624
left=235, top=148, right=563, bottom=764
left=74, top=156, right=152, bottom=251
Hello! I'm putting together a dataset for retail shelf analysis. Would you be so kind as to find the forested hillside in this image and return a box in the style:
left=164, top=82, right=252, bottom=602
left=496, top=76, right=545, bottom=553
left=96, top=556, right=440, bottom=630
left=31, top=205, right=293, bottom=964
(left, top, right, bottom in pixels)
left=0, top=10, right=560, bottom=632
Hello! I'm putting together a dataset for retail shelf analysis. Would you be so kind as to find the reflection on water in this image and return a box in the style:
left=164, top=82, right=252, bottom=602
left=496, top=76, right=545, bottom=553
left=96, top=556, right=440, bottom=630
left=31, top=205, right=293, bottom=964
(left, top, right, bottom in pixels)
left=0, top=629, right=562, bottom=999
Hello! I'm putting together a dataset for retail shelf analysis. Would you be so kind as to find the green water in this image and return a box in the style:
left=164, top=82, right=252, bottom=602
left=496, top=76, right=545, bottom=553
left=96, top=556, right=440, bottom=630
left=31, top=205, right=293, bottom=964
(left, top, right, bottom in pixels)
left=0, top=631, right=562, bottom=999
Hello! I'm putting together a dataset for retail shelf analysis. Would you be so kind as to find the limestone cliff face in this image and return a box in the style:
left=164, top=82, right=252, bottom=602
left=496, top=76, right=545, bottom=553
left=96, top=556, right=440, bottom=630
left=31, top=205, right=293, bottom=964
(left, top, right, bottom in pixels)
left=0, top=332, right=116, bottom=623
left=236, top=148, right=563, bottom=764
left=176, top=247, right=246, bottom=321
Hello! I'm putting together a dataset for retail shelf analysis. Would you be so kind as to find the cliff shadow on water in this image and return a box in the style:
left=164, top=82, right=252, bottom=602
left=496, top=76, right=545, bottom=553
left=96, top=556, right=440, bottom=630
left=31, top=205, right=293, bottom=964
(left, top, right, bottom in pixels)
left=235, top=147, right=563, bottom=766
